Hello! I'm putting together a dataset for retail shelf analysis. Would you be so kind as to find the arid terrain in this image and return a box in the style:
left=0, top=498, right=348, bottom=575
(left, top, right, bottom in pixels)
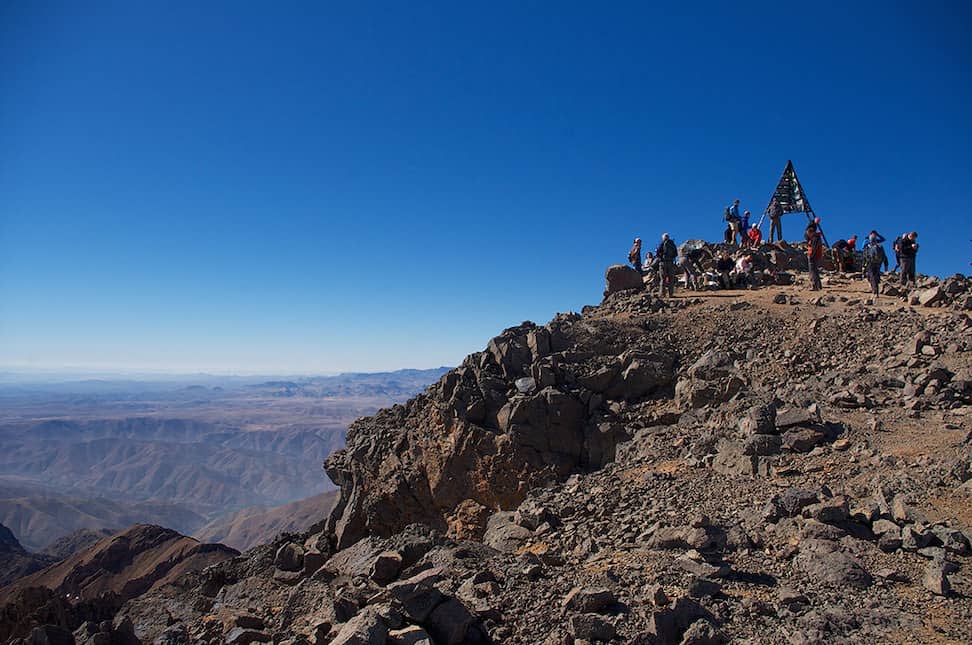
left=1, top=244, right=970, bottom=644
left=0, top=369, right=447, bottom=552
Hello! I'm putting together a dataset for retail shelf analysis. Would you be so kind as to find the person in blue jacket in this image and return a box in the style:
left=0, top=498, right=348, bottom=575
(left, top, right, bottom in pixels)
left=861, top=230, right=888, bottom=295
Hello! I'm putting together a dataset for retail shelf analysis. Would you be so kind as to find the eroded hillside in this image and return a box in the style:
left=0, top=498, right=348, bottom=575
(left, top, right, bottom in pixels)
left=4, top=264, right=972, bottom=644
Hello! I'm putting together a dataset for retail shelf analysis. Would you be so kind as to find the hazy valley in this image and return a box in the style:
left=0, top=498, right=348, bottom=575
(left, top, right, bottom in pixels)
left=0, top=369, right=447, bottom=552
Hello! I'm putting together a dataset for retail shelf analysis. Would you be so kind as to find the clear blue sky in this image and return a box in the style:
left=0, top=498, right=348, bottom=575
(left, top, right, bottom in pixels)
left=2, top=2, right=970, bottom=374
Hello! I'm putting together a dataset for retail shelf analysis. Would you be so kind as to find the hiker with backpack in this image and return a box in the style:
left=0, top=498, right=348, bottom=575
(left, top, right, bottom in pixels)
left=899, top=231, right=919, bottom=287
left=861, top=230, right=888, bottom=296
left=805, top=218, right=824, bottom=291
left=628, top=237, right=643, bottom=273
left=656, top=233, right=678, bottom=297
left=725, top=199, right=742, bottom=245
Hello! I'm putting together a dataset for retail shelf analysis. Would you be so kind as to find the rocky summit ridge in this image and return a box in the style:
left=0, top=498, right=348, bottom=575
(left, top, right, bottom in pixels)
left=3, top=256, right=972, bottom=645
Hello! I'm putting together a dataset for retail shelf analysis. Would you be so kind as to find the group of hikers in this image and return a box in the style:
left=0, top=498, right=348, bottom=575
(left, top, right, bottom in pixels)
left=626, top=198, right=922, bottom=298
left=628, top=234, right=759, bottom=295
left=803, top=217, right=920, bottom=294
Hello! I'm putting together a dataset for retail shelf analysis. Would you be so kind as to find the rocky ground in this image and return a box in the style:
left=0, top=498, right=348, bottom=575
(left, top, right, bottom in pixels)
left=3, top=255, right=971, bottom=645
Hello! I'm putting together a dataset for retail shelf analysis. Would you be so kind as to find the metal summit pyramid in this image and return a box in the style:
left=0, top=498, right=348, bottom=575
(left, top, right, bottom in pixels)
left=764, top=160, right=815, bottom=221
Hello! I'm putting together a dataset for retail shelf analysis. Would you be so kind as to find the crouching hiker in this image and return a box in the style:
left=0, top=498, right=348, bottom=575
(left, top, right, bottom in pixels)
left=715, top=252, right=734, bottom=290
left=679, top=246, right=708, bottom=291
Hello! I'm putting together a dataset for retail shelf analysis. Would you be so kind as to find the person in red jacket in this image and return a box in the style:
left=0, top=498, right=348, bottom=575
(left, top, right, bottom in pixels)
left=747, top=224, right=762, bottom=248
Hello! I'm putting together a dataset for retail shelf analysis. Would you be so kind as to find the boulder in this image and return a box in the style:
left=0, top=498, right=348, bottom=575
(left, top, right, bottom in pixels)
left=562, top=587, right=617, bottom=614
left=387, top=626, right=434, bottom=645
left=794, top=542, right=872, bottom=589
left=370, top=551, right=404, bottom=585
left=921, top=558, right=958, bottom=596
left=605, top=264, right=644, bottom=295
left=274, top=542, right=305, bottom=572
left=644, top=597, right=713, bottom=645
left=483, top=512, right=532, bottom=553
left=569, top=614, right=617, bottom=641
left=918, top=286, right=945, bottom=307
left=738, top=402, right=777, bottom=435
left=782, top=427, right=827, bottom=452
left=802, top=496, right=849, bottom=524
left=648, top=525, right=724, bottom=551
left=330, top=608, right=388, bottom=645
left=426, top=598, right=484, bottom=645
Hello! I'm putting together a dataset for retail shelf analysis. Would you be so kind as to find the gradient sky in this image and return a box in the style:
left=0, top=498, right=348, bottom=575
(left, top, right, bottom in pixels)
left=2, top=2, right=970, bottom=374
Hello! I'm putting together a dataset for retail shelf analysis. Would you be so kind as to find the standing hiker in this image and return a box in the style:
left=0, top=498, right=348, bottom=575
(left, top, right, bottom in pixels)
left=740, top=210, right=751, bottom=241
left=862, top=230, right=888, bottom=296
left=656, top=233, right=678, bottom=297
left=628, top=237, right=643, bottom=273
left=899, top=231, right=919, bottom=287
left=892, top=233, right=904, bottom=272
left=806, top=218, right=824, bottom=291
left=768, top=198, right=783, bottom=243
left=726, top=199, right=742, bottom=245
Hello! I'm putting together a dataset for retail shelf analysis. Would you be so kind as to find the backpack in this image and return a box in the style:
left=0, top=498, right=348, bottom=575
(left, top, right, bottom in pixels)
left=657, top=240, right=677, bottom=261
left=723, top=207, right=732, bottom=222
left=864, top=243, right=886, bottom=267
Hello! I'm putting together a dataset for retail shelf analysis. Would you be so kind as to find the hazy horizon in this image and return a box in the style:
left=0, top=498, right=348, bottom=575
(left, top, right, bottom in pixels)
left=0, top=364, right=453, bottom=385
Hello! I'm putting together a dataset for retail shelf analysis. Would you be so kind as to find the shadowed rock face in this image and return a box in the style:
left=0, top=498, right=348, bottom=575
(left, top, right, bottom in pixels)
left=0, top=523, right=58, bottom=588
left=0, top=524, right=238, bottom=642
left=325, top=317, right=676, bottom=549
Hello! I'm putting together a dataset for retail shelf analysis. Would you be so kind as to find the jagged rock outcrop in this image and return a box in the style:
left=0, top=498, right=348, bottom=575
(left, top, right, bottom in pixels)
left=325, top=318, right=676, bottom=549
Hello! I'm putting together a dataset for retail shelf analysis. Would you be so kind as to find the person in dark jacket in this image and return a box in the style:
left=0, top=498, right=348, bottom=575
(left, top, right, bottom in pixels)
left=806, top=218, right=824, bottom=291
left=656, top=233, right=678, bottom=297
left=628, top=237, right=643, bottom=273
left=899, top=231, right=919, bottom=287
left=715, top=252, right=735, bottom=290
left=892, top=234, right=904, bottom=272
left=768, top=198, right=783, bottom=243
left=861, top=230, right=888, bottom=296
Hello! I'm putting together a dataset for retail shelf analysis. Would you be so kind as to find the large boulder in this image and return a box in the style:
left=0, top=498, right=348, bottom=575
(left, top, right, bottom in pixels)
left=604, top=264, right=644, bottom=295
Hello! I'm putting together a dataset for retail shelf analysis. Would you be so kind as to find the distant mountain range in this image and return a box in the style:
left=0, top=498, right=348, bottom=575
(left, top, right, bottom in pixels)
left=194, top=490, right=339, bottom=551
left=0, top=367, right=448, bottom=554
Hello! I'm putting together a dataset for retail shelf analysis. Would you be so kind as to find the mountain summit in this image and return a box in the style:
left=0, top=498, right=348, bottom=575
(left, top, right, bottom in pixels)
left=3, top=252, right=971, bottom=644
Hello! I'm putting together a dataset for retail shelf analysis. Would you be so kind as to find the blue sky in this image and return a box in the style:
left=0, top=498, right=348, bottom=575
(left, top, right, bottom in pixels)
left=1, top=2, right=970, bottom=373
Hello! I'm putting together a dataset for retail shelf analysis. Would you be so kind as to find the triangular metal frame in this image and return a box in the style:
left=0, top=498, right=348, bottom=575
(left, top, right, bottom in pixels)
left=762, top=160, right=827, bottom=246
left=764, top=160, right=814, bottom=220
